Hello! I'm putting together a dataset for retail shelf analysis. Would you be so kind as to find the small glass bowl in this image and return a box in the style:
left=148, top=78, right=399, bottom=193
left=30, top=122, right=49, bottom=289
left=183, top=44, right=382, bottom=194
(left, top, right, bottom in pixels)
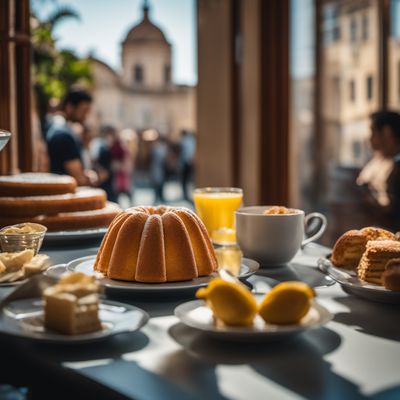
left=0, top=129, right=11, bottom=152
left=0, top=223, right=47, bottom=254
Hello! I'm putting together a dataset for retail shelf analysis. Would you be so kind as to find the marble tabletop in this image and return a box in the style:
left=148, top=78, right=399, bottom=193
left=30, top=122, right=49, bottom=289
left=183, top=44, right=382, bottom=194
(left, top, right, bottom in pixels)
left=0, top=243, right=399, bottom=400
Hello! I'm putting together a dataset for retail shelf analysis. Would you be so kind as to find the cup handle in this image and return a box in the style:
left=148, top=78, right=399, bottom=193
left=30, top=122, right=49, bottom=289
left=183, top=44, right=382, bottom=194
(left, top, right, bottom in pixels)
left=301, top=212, right=327, bottom=248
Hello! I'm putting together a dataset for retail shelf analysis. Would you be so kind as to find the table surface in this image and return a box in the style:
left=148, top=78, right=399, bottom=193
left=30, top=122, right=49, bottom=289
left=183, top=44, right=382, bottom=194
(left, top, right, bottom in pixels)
left=1, top=243, right=399, bottom=400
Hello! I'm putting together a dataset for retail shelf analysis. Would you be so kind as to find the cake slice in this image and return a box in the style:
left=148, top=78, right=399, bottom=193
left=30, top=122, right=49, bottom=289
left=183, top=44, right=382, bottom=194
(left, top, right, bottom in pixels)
left=43, top=272, right=102, bottom=335
left=331, top=227, right=396, bottom=270
left=357, top=240, right=400, bottom=285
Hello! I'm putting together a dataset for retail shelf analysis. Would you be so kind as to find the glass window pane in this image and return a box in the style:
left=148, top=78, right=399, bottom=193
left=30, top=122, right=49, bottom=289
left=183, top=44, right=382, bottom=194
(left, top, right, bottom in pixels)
left=290, top=0, right=315, bottom=211
left=389, top=0, right=400, bottom=107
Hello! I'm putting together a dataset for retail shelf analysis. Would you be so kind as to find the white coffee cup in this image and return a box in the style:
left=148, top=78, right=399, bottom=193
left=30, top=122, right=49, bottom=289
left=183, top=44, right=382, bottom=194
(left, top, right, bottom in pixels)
left=235, top=206, right=327, bottom=266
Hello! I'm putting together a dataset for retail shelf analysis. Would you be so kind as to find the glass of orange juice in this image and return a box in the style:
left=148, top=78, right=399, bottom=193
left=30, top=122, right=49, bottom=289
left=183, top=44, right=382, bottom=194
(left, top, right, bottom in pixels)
left=193, top=187, right=243, bottom=245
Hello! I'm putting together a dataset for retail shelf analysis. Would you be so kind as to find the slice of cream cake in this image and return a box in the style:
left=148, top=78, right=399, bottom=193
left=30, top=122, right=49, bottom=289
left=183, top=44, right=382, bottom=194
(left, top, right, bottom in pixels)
left=43, top=272, right=102, bottom=335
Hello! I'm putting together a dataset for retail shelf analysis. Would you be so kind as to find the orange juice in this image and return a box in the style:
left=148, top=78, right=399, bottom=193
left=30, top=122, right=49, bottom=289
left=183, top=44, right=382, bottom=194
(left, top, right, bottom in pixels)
left=194, top=189, right=243, bottom=243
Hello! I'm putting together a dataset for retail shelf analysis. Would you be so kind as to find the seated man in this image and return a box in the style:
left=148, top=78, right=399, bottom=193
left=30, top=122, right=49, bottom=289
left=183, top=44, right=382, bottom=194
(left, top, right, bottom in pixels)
left=368, top=110, right=400, bottom=231
left=46, top=89, right=98, bottom=186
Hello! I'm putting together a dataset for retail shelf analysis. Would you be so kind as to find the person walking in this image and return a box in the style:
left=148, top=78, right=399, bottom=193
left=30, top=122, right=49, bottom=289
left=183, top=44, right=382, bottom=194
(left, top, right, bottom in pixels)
left=150, top=136, right=168, bottom=204
left=93, top=126, right=118, bottom=202
left=179, top=130, right=195, bottom=202
left=46, top=89, right=99, bottom=186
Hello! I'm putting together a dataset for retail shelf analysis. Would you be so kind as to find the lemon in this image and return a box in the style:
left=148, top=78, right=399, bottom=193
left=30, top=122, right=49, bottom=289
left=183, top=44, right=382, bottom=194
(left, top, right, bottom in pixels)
left=259, top=281, right=315, bottom=325
left=196, top=278, right=258, bottom=326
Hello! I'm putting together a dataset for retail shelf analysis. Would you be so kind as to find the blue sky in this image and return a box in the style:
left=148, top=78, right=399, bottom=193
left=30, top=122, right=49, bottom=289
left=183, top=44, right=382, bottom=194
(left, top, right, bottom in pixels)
left=32, top=0, right=197, bottom=85
left=290, top=0, right=314, bottom=79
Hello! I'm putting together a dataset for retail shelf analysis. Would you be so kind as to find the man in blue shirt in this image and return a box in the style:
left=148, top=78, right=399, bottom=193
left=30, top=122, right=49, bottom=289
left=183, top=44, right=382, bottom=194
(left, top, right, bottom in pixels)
left=46, top=89, right=99, bottom=186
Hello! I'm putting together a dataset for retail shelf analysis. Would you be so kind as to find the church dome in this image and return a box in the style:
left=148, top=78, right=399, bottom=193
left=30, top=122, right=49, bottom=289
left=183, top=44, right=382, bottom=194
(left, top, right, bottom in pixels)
left=123, top=1, right=169, bottom=45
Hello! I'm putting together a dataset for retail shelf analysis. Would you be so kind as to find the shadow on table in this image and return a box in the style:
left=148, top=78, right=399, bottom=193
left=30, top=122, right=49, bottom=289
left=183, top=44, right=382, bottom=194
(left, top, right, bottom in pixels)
left=106, top=293, right=194, bottom=318
left=370, top=385, right=400, bottom=399
left=168, top=324, right=367, bottom=400
left=15, top=331, right=149, bottom=364
left=333, top=296, right=400, bottom=342
left=255, top=263, right=334, bottom=288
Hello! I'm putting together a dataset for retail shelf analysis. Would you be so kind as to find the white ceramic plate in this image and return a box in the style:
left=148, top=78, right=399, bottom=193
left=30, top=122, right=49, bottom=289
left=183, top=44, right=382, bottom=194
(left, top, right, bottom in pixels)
left=44, top=228, right=107, bottom=244
left=0, top=280, right=27, bottom=288
left=174, top=299, right=332, bottom=342
left=318, top=257, right=400, bottom=304
left=62, top=255, right=259, bottom=294
left=0, top=278, right=28, bottom=288
left=1, top=297, right=149, bottom=343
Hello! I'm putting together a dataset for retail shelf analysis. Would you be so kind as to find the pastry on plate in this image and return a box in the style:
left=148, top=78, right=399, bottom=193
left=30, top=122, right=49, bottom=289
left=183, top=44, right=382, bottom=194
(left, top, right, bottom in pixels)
left=44, top=272, right=102, bottom=335
left=382, top=258, right=400, bottom=291
left=258, top=282, right=315, bottom=325
left=196, top=277, right=258, bottom=326
left=0, top=250, right=49, bottom=283
left=357, top=240, right=400, bottom=285
left=331, top=227, right=396, bottom=270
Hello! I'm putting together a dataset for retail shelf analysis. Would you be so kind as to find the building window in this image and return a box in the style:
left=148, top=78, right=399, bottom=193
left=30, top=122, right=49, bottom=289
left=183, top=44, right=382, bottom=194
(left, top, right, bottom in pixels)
left=323, top=4, right=340, bottom=44
left=350, top=15, right=357, bottom=42
left=362, top=14, right=369, bottom=41
left=350, top=80, right=356, bottom=102
left=367, top=75, right=373, bottom=100
left=133, top=64, right=144, bottom=84
left=164, top=65, right=171, bottom=84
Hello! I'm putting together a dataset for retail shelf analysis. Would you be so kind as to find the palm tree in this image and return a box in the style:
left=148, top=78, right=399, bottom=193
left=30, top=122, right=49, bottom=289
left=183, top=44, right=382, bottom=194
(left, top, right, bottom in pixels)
left=31, top=3, right=92, bottom=133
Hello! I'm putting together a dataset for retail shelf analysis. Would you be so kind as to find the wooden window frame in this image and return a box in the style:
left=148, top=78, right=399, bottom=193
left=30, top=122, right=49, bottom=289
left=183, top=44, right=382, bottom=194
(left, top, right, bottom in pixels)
left=197, top=0, right=290, bottom=205
left=0, top=0, right=32, bottom=174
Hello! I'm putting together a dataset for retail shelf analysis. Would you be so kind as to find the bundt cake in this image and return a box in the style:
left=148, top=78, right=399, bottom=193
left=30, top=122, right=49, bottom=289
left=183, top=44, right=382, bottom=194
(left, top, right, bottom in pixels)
left=94, top=206, right=218, bottom=283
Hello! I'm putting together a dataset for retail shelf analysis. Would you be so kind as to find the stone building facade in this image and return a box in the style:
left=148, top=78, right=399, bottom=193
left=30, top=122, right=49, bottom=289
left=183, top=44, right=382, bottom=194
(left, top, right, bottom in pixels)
left=87, top=1, right=195, bottom=141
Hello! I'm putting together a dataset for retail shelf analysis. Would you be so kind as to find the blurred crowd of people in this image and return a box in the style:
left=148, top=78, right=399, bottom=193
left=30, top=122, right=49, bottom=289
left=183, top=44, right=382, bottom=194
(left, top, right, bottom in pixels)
left=42, top=88, right=195, bottom=206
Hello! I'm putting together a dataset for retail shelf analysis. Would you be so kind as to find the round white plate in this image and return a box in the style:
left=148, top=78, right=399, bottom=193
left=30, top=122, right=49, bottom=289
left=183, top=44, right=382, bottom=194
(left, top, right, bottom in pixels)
left=44, top=228, right=107, bottom=244
left=1, top=297, right=149, bottom=343
left=0, top=279, right=28, bottom=288
left=318, top=257, right=400, bottom=304
left=63, top=255, right=259, bottom=294
left=174, top=299, right=332, bottom=342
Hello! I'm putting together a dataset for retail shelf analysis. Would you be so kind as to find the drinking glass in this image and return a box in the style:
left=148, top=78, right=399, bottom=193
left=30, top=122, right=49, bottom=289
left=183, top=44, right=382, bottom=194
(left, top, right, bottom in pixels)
left=0, top=130, right=11, bottom=152
left=193, top=187, right=243, bottom=244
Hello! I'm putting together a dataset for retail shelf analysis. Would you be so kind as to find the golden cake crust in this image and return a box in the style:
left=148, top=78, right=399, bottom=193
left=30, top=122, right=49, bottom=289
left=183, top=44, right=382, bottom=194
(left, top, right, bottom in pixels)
left=331, top=227, right=396, bottom=269
left=94, top=206, right=218, bottom=283
left=383, top=259, right=400, bottom=291
left=0, top=202, right=121, bottom=231
left=357, top=240, right=400, bottom=285
left=0, top=173, right=77, bottom=197
left=0, top=187, right=106, bottom=217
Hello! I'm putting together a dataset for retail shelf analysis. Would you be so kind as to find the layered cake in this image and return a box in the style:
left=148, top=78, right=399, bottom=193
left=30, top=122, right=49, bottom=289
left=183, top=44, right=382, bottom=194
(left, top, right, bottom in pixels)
left=357, top=240, right=400, bottom=284
left=0, top=187, right=106, bottom=217
left=94, top=206, right=218, bottom=283
left=43, top=272, right=102, bottom=335
left=0, top=173, right=76, bottom=197
left=331, top=227, right=396, bottom=270
left=0, top=173, right=121, bottom=231
left=382, top=259, right=400, bottom=291
left=0, top=202, right=121, bottom=231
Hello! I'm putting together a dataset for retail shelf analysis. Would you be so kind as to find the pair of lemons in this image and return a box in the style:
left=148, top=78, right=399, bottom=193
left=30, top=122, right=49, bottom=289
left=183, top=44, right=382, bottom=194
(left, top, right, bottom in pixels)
left=196, top=279, right=314, bottom=326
